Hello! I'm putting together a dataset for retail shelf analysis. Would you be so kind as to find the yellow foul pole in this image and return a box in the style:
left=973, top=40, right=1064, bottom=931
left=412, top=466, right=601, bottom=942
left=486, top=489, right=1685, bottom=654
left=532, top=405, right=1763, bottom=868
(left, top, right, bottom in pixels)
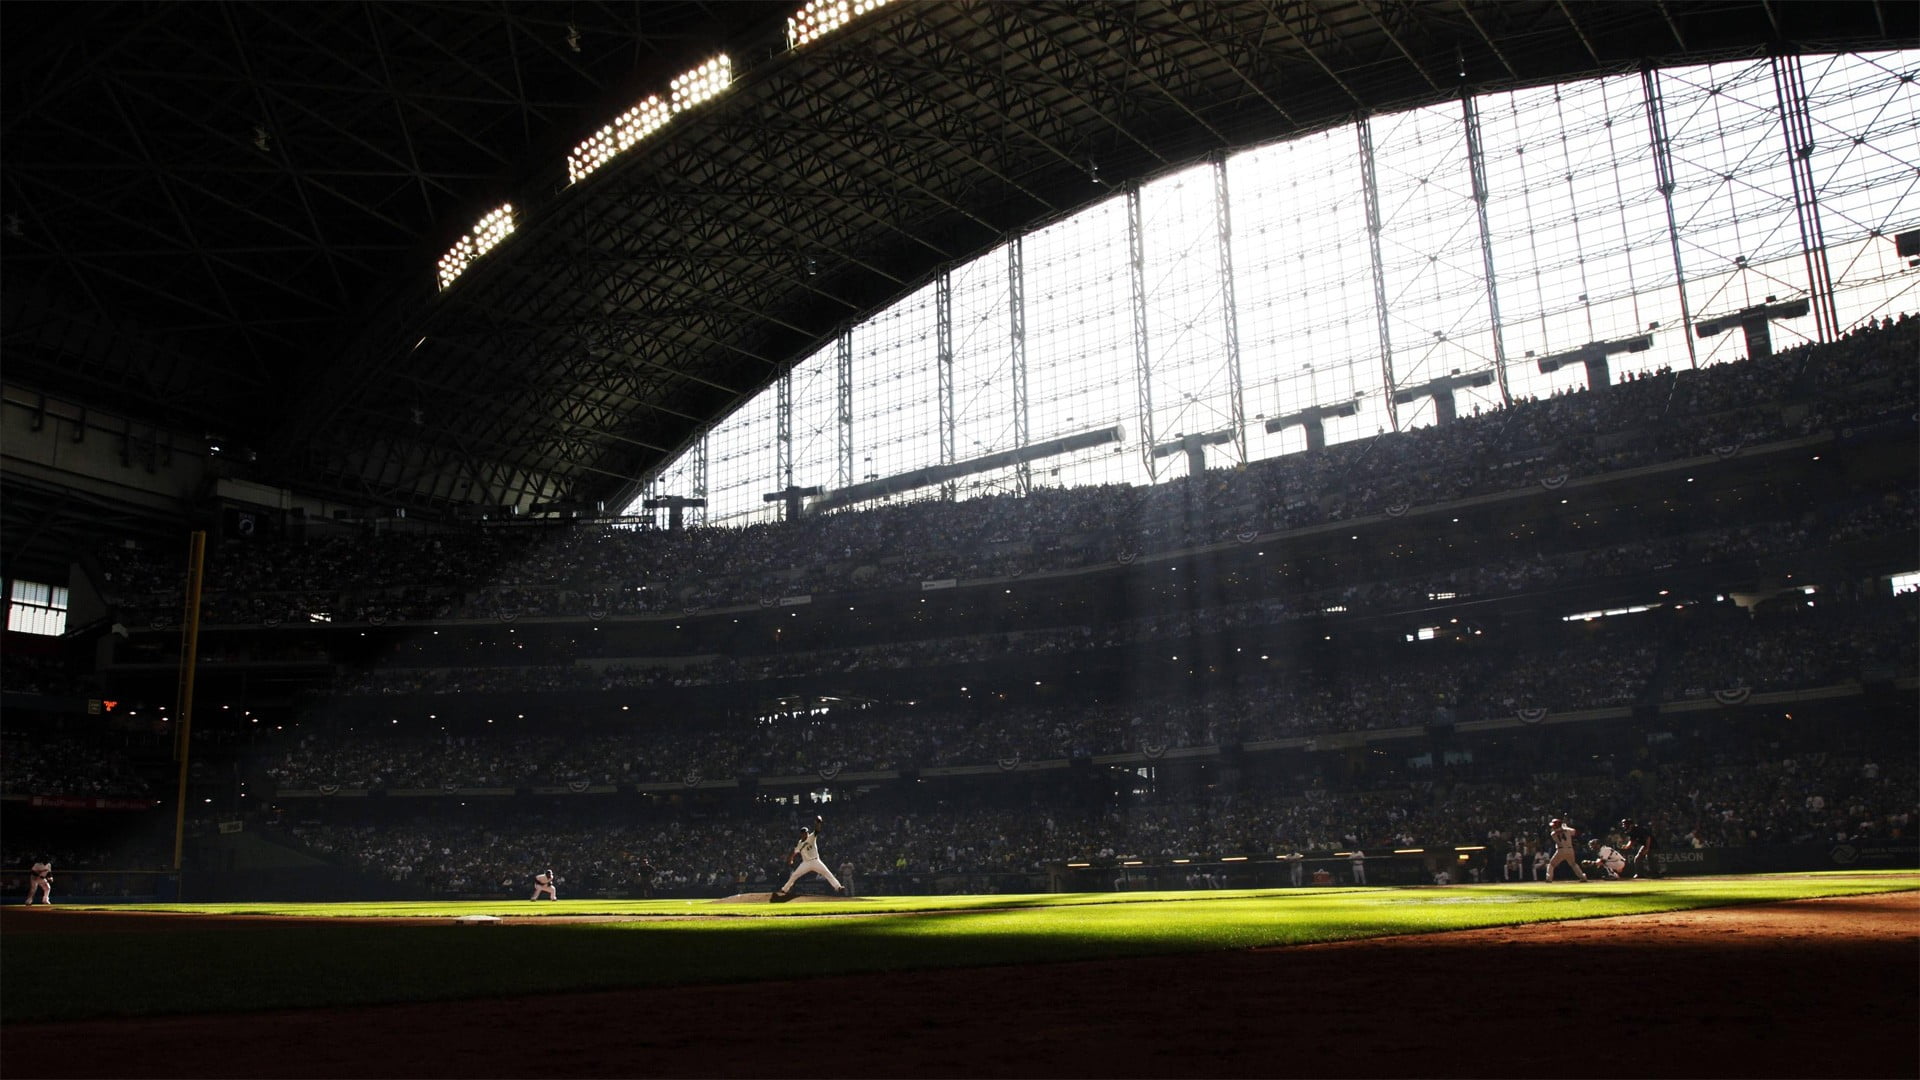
left=171, top=530, right=207, bottom=877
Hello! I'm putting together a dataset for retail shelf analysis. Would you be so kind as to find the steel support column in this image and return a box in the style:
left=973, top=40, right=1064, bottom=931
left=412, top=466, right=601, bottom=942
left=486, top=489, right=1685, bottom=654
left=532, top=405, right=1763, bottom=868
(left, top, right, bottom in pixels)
left=777, top=367, right=795, bottom=490
left=1643, top=67, right=1700, bottom=369
left=1463, top=94, right=1513, bottom=407
left=692, top=435, right=708, bottom=527
left=1212, top=155, right=1248, bottom=463
left=1008, top=236, right=1031, bottom=495
left=836, top=330, right=854, bottom=489
left=1773, top=54, right=1840, bottom=343
left=1358, top=116, right=1400, bottom=430
left=937, top=271, right=957, bottom=500
left=1128, top=183, right=1157, bottom=480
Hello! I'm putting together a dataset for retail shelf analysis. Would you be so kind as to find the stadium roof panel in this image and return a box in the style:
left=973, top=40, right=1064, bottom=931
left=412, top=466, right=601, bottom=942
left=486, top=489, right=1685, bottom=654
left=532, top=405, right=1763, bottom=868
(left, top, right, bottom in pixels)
left=2, top=0, right=1908, bottom=525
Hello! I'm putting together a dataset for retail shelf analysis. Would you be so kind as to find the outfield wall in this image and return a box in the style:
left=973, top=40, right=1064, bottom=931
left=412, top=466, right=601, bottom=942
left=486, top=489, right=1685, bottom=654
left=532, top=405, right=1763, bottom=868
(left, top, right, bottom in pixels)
left=1651, top=841, right=1919, bottom=877
left=1058, top=842, right=1920, bottom=892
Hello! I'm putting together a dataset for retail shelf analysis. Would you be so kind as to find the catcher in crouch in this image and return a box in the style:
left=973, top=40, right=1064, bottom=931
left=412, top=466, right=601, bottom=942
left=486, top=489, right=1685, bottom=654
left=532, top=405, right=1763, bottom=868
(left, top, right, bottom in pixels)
left=771, top=816, right=846, bottom=902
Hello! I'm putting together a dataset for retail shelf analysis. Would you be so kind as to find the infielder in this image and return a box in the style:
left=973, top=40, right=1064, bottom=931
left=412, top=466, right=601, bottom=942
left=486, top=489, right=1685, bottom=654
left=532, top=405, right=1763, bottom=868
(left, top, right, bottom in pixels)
left=1543, top=817, right=1587, bottom=882
left=530, top=868, right=558, bottom=901
left=25, top=861, right=52, bottom=905
left=771, top=816, right=845, bottom=902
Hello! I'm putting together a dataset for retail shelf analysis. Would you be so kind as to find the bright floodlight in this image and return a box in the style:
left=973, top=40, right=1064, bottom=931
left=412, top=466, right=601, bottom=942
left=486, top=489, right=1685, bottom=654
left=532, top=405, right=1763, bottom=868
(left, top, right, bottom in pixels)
left=788, top=0, right=892, bottom=48
left=670, top=54, right=733, bottom=110
left=567, top=55, right=732, bottom=186
left=567, top=95, right=671, bottom=184
left=436, top=203, right=516, bottom=291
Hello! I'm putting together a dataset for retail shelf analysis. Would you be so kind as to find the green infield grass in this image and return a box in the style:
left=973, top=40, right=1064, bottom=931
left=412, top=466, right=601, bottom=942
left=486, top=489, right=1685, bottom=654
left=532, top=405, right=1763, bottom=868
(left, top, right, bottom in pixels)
left=3, top=871, right=1912, bottom=1024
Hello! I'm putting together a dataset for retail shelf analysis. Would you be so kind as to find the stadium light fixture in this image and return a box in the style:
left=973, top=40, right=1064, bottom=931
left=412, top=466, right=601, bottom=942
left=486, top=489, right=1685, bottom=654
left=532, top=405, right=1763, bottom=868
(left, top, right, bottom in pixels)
left=671, top=55, right=733, bottom=110
left=567, top=95, right=672, bottom=185
left=565, top=55, right=732, bottom=187
left=435, top=203, right=516, bottom=291
left=1560, top=603, right=1658, bottom=622
left=787, top=0, right=893, bottom=49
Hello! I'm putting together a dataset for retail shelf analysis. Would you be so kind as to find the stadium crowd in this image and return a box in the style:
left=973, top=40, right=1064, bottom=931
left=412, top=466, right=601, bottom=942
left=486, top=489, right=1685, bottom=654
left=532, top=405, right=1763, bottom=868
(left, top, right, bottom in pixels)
left=267, top=745, right=1914, bottom=898
left=0, top=732, right=157, bottom=798
left=236, top=595, right=1917, bottom=790
left=88, top=316, right=1914, bottom=627
left=313, top=482, right=1910, bottom=685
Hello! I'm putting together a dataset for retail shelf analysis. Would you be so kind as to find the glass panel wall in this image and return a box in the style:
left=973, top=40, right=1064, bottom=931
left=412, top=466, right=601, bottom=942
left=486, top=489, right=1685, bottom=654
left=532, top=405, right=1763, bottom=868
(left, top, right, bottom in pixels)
left=1802, top=51, right=1920, bottom=329
left=631, top=51, right=1919, bottom=524
left=648, top=441, right=705, bottom=526
left=1230, top=128, right=1384, bottom=457
left=1369, top=101, right=1499, bottom=424
left=1478, top=76, right=1684, bottom=399
left=1021, top=199, right=1138, bottom=490
left=788, top=343, right=840, bottom=491
left=1138, top=165, right=1237, bottom=475
left=948, top=243, right=1020, bottom=498
left=1658, top=59, right=1813, bottom=363
left=702, top=390, right=780, bottom=525
left=849, top=281, right=941, bottom=487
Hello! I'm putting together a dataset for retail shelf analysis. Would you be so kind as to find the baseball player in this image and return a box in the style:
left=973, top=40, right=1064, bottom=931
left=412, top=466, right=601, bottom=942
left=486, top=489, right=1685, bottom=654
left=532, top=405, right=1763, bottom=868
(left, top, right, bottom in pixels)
left=1543, top=817, right=1587, bottom=882
left=1619, top=818, right=1656, bottom=878
left=530, top=868, right=558, bottom=901
left=25, top=861, right=52, bottom=905
left=1583, top=838, right=1627, bottom=880
left=771, top=815, right=845, bottom=902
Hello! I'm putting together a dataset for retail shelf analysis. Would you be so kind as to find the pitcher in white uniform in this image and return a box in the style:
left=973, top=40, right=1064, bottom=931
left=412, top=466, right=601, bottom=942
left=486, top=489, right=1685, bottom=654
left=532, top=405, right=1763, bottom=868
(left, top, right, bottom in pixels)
left=772, top=816, right=845, bottom=901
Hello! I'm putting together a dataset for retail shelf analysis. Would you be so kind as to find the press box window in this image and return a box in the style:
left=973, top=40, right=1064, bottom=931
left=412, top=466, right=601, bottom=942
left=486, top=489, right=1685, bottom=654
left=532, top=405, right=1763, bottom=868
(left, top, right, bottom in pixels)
left=8, top=579, right=68, bottom=637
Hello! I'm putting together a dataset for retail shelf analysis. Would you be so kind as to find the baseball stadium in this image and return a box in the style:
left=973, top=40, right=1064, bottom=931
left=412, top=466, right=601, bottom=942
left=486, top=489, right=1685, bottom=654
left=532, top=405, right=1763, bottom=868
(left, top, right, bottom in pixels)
left=1, top=2, right=1916, bottom=1077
